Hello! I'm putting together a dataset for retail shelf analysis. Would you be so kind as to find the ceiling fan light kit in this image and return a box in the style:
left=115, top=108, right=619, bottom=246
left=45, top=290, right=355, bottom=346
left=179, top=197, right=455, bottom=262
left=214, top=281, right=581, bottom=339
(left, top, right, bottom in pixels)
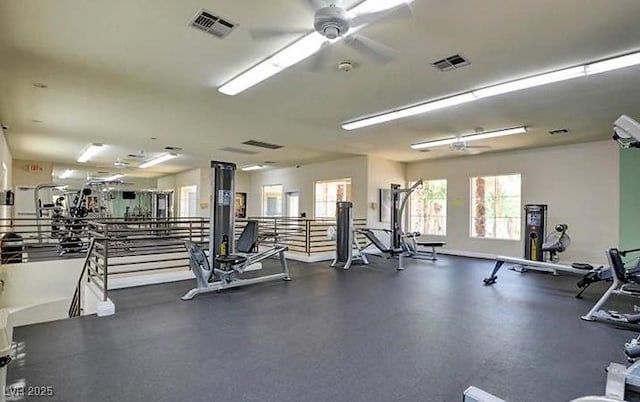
left=410, top=127, right=527, bottom=150
left=219, top=0, right=414, bottom=95
left=314, top=6, right=350, bottom=39
left=338, top=61, right=353, bottom=72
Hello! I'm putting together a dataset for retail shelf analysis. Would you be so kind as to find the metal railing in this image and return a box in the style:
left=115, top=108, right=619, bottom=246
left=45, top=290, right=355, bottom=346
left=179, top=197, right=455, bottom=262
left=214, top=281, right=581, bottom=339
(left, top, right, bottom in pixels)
left=64, top=217, right=209, bottom=316
left=235, top=217, right=368, bottom=256
left=87, top=217, right=209, bottom=276
left=4, top=215, right=374, bottom=318
left=0, top=217, right=92, bottom=263
left=68, top=238, right=96, bottom=318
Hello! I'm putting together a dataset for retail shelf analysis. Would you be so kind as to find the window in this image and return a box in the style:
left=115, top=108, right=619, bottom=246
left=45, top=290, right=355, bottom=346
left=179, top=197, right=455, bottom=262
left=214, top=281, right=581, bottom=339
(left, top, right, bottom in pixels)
left=409, top=179, right=447, bottom=236
left=179, top=185, right=197, bottom=217
left=262, top=185, right=283, bottom=216
left=314, top=178, right=352, bottom=218
left=470, top=174, right=521, bottom=240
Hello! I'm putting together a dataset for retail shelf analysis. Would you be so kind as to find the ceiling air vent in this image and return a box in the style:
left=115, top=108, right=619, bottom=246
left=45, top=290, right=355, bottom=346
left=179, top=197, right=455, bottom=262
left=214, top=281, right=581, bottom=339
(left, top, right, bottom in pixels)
left=219, top=147, right=259, bottom=155
left=190, top=9, right=238, bottom=39
left=431, top=54, right=470, bottom=72
left=242, top=140, right=283, bottom=150
left=164, top=146, right=183, bottom=151
left=549, top=129, right=570, bottom=135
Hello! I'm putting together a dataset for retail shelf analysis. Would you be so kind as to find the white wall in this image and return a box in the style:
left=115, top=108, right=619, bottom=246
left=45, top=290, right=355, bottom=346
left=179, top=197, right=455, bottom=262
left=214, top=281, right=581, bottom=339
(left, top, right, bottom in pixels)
left=12, top=159, right=52, bottom=187
left=171, top=168, right=205, bottom=217
left=157, top=165, right=252, bottom=219
left=0, top=259, right=83, bottom=326
left=0, top=129, right=12, bottom=221
left=199, top=167, right=211, bottom=217
left=235, top=171, right=250, bottom=194
left=157, top=175, right=176, bottom=191
left=406, top=140, right=619, bottom=264
left=248, top=156, right=368, bottom=219
left=367, top=156, right=406, bottom=229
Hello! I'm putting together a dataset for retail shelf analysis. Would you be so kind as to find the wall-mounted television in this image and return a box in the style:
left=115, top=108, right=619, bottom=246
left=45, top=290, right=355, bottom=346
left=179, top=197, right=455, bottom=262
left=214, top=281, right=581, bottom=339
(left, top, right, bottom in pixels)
left=122, top=191, right=136, bottom=200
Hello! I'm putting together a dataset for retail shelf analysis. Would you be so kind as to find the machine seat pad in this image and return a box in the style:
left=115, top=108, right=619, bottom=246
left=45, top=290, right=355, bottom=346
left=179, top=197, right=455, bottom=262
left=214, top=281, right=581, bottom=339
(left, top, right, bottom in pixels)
left=416, top=242, right=446, bottom=247
left=571, top=262, right=593, bottom=270
left=624, top=312, right=640, bottom=324
left=216, top=254, right=248, bottom=265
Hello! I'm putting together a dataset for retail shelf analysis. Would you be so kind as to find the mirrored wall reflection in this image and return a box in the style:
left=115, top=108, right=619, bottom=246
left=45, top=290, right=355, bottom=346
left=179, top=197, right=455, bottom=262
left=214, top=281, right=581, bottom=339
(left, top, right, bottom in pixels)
left=110, top=190, right=173, bottom=220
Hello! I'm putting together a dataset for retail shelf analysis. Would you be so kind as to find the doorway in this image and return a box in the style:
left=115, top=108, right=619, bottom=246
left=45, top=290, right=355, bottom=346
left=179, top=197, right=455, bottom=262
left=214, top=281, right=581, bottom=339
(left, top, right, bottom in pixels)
left=285, top=192, right=299, bottom=218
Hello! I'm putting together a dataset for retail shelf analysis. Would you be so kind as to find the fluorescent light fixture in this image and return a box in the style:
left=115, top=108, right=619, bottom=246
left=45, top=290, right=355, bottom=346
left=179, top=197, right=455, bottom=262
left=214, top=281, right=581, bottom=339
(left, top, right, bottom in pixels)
left=586, top=52, right=640, bottom=75
left=218, top=0, right=415, bottom=95
left=411, top=127, right=527, bottom=150
left=344, top=50, right=640, bottom=130
left=241, top=165, right=265, bottom=171
left=343, top=93, right=477, bottom=130
left=219, top=61, right=284, bottom=96
left=410, top=137, right=458, bottom=149
left=138, top=153, right=178, bottom=169
left=219, top=33, right=328, bottom=96
left=59, top=169, right=74, bottom=179
left=464, top=127, right=527, bottom=141
left=77, top=143, right=104, bottom=163
left=472, top=67, right=586, bottom=99
left=103, top=174, right=124, bottom=181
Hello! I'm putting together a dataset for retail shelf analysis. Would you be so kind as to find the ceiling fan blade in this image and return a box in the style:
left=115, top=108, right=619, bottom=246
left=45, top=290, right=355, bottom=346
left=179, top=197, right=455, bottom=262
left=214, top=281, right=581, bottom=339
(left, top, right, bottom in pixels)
left=306, top=42, right=332, bottom=72
left=464, top=145, right=492, bottom=149
left=344, top=34, right=395, bottom=64
left=350, top=2, right=414, bottom=27
left=249, top=27, right=311, bottom=40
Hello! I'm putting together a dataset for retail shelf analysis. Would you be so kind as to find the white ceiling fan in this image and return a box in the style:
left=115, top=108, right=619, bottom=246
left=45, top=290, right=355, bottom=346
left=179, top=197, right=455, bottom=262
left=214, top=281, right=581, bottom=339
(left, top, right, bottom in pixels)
left=449, top=138, right=492, bottom=153
left=418, top=139, right=491, bottom=153
left=249, top=0, right=413, bottom=68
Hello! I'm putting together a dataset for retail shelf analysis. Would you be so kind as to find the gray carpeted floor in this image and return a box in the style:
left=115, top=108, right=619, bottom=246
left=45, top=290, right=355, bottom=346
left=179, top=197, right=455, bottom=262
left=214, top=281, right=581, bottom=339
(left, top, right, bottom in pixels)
left=8, top=255, right=637, bottom=402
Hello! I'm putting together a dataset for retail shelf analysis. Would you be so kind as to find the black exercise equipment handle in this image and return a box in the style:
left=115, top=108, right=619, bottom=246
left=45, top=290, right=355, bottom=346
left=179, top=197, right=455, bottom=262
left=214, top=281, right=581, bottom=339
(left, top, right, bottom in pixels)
left=620, top=248, right=640, bottom=256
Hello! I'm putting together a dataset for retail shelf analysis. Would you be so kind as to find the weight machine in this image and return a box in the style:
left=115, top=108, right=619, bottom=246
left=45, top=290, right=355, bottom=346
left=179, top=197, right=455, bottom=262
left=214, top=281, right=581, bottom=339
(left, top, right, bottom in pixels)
left=580, top=248, right=640, bottom=326
left=483, top=205, right=595, bottom=286
left=33, top=180, right=123, bottom=255
left=330, top=180, right=445, bottom=270
left=181, top=161, right=291, bottom=300
left=467, top=261, right=640, bottom=401
left=392, top=180, right=446, bottom=261
left=465, top=116, right=640, bottom=402
left=330, top=201, right=369, bottom=269
left=331, top=183, right=414, bottom=271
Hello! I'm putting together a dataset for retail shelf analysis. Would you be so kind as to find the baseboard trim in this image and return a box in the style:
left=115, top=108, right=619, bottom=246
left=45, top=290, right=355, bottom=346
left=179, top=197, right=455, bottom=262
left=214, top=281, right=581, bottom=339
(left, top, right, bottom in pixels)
left=285, top=252, right=334, bottom=263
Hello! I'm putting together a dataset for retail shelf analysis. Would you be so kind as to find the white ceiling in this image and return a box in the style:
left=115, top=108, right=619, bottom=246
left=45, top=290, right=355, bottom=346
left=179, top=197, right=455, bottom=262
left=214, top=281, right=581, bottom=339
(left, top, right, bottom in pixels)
left=1, top=0, right=639, bottom=179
